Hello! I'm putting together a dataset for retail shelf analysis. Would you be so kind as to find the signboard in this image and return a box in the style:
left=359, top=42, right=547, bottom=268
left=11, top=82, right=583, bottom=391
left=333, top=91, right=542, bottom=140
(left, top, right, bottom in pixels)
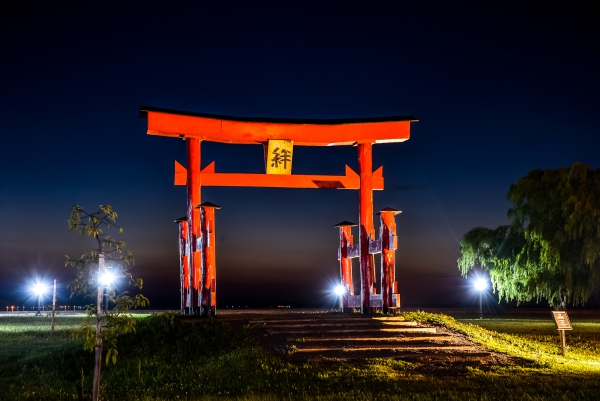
left=551, top=311, right=573, bottom=330
left=266, top=140, right=293, bottom=175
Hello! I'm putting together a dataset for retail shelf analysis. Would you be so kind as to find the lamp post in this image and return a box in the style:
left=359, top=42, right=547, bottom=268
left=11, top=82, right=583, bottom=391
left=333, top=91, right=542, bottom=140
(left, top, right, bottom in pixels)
left=33, top=283, right=45, bottom=316
left=100, top=271, right=114, bottom=312
left=334, top=284, right=345, bottom=310
left=474, top=278, right=487, bottom=319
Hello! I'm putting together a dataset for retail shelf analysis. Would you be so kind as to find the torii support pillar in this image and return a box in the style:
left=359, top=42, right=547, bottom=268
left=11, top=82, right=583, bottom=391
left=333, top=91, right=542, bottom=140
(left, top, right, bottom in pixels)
left=175, top=217, right=190, bottom=313
left=358, top=143, right=375, bottom=313
left=379, top=208, right=401, bottom=313
left=187, top=138, right=202, bottom=314
left=198, top=202, right=221, bottom=317
left=335, top=221, right=358, bottom=311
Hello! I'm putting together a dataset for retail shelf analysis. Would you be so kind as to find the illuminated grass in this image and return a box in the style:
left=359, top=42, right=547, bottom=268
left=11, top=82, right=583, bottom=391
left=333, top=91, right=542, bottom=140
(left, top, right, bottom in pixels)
left=1, top=313, right=600, bottom=400
left=404, top=312, right=600, bottom=373
left=460, top=318, right=600, bottom=357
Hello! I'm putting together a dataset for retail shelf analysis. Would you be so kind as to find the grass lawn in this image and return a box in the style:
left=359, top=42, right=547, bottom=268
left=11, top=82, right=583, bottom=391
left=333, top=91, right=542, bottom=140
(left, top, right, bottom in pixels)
left=455, top=316, right=600, bottom=372
left=0, top=312, right=599, bottom=400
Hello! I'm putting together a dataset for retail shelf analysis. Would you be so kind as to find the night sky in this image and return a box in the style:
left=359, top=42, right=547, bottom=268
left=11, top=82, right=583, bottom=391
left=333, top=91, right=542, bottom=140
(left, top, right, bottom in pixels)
left=1, top=1, right=599, bottom=309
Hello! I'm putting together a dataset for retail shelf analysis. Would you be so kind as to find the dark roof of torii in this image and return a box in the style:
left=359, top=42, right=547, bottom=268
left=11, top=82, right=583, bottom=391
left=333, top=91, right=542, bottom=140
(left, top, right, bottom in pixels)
left=334, top=221, right=358, bottom=227
left=376, top=207, right=402, bottom=215
left=195, top=201, right=222, bottom=209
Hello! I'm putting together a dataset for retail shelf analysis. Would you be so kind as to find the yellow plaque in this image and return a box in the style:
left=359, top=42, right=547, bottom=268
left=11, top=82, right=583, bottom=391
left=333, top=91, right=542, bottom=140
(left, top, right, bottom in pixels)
left=266, top=140, right=293, bottom=175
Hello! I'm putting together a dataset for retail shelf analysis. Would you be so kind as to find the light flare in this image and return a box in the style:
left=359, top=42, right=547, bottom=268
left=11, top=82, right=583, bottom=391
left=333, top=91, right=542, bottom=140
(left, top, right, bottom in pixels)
left=474, top=278, right=487, bottom=291
left=333, top=285, right=345, bottom=296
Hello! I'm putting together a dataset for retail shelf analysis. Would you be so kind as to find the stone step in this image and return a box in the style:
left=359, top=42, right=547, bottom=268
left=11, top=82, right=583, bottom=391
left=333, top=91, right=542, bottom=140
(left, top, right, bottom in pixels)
left=295, top=344, right=475, bottom=353
left=288, top=335, right=457, bottom=343
left=268, top=327, right=437, bottom=335
left=308, top=352, right=493, bottom=363
left=286, top=331, right=451, bottom=340
left=249, top=317, right=405, bottom=325
left=264, top=321, right=418, bottom=329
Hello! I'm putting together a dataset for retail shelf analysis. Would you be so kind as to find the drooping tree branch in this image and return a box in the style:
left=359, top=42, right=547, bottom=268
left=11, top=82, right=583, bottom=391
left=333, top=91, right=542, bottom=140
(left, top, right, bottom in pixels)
left=458, top=163, right=600, bottom=309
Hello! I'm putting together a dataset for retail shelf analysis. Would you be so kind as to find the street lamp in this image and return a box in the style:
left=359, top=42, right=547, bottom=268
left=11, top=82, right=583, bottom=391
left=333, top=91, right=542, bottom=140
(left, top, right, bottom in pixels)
left=333, top=284, right=345, bottom=309
left=100, top=271, right=115, bottom=312
left=32, top=283, right=46, bottom=316
left=474, top=278, right=487, bottom=319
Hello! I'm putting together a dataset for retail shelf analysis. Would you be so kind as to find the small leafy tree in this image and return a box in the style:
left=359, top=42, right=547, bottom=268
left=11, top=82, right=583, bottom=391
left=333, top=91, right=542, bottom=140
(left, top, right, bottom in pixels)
left=458, top=163, right=600, bottom=310
left=67, top=205, right=149, bottom=401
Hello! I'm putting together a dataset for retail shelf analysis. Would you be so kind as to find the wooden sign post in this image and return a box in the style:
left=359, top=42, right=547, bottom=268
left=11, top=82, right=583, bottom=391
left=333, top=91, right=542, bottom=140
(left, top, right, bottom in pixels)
left=551, top=311, right=573, bottom=356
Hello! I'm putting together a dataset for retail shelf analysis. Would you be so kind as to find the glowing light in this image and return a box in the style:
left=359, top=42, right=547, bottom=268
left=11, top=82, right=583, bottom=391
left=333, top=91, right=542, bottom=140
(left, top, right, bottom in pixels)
left=333, top=285, right=345, bottom=296
left=474, top=278, right=487, bottom=291
left=100, top=271, right=115, bottom=286
left=32, top=283, right=46, bottom=295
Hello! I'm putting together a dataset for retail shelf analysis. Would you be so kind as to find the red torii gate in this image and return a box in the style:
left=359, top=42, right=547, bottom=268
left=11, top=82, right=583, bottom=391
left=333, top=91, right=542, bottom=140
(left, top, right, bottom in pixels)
left=140, top=106, right=417, bottom=315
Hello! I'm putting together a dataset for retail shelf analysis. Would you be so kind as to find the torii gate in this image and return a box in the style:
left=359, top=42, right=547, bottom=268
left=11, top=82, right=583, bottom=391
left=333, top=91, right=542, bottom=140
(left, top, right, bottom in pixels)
left=140, top=106, right=417, bottom=315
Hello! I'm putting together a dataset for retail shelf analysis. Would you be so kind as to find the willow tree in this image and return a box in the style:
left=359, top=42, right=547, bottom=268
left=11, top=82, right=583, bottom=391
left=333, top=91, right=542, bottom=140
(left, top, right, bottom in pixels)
left=458, top=163, right=600, bottom=310
left=67, top=205, right=149, bottom=401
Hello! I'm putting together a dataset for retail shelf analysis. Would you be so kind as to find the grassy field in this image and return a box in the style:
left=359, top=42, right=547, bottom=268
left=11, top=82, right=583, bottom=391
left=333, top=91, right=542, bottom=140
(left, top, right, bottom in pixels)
left=1, top=312, right=599, bottom=400
left=458, top=317, right=600, bottom=364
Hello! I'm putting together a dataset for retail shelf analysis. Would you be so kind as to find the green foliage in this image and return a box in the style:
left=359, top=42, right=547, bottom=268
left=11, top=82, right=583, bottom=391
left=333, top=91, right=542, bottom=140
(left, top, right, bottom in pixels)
left=66, top=205, right=149, bottom=365
left=66, top=205, right=134, bottom=298
left=458, top=163, right=600, bottom=308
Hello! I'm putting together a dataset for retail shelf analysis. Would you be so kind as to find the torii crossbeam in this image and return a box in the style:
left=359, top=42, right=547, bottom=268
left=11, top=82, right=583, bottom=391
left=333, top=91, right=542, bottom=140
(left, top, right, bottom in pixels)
left=140, top=105, right=417, bottom=315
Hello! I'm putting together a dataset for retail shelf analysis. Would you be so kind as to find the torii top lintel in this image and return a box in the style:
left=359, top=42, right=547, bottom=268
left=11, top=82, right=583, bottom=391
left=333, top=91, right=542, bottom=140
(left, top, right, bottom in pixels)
left=140, top=106, right=417, bottom=146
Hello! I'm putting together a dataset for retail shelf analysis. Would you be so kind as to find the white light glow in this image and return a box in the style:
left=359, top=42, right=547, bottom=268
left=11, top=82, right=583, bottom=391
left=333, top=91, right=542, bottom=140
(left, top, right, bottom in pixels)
left=333, top=285, right=345, bottom=296
left=32, top=283, right=46, bottom=295
left=474, top=278, right=487, bottom=291
left=101, top=271, right=115, bottom=286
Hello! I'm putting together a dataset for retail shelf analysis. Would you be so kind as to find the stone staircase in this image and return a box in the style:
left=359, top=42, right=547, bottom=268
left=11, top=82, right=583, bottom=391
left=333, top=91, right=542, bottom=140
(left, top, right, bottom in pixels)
left=251, top=315, right=494, bottom=364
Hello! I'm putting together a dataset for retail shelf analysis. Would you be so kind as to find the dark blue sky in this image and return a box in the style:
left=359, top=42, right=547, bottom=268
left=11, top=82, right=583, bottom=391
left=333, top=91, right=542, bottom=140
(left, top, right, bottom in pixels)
left=1, top=1, right=599, bottom=309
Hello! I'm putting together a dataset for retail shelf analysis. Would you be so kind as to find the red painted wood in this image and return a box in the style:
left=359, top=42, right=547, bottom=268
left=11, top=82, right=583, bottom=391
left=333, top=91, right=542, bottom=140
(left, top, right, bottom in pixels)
left=175, top=161, right=186, bottom=185
left=173, top=163, right=384, bottom=190
left=339, top=226, right=354, bottom=310
left=380, top=211, right=396, bottom=310
left=149, top=109, right=417, bottom=316
left=200, top=206, right=217, bottom=316
left=193, top=251, right=201, bottom=296
left=183, top=255, right=189, bottom=300
left=178, top=220, right=189, bottom=311
left=358, top=143, right=375, bottom=312
left=187, top=139, right=201, bottom=312
left=147, top=111, right=411, bottom=146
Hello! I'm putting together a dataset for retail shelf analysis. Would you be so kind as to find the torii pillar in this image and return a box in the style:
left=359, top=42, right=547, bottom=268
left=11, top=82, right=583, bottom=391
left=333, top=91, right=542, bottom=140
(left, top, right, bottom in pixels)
left=174, top=217, right=189, bottom=314
left=198, top=202, right=221, bottom=317
left=334, top=221, right=357, bottom=310
left=379, top=207, right=402, bottom=313
left=358, top=142, right=375, bottom=313
left=187, top=138, right=201, bottom=314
